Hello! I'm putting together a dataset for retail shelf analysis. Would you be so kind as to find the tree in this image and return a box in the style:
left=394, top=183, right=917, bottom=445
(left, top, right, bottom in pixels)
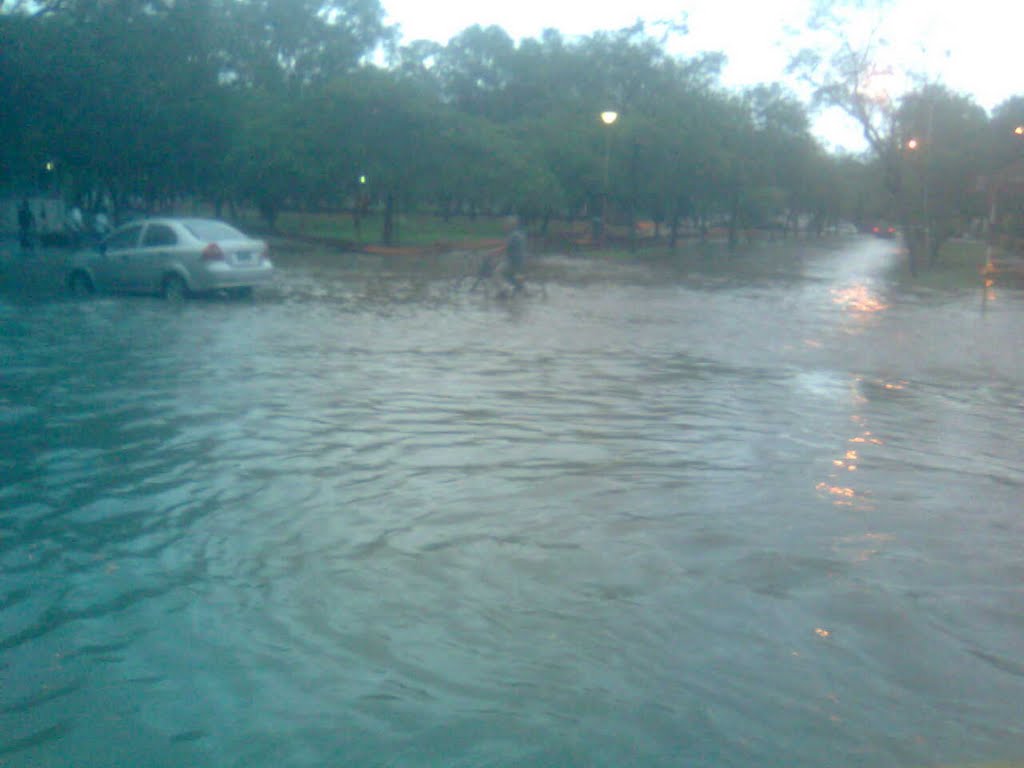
left=989, top=96, right=1024, bottom=172
left=2, top=0, right=230, bottom=212
left=317, top=69, right=447, bottom=243
left=896, top=85, right=988, bottom=261
left=215, top=0, right=392, bottom=90
left=788, top=0, right=924, bottom=265
left=788, top=0, right=991, bottom=272
left=435, top=25, right=517, bottom=121
left=744, top=84, right=820, bottom=234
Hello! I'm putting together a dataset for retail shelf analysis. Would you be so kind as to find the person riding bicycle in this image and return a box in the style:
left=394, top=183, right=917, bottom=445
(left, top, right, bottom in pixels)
left=501, top=215, right=526, bottom=292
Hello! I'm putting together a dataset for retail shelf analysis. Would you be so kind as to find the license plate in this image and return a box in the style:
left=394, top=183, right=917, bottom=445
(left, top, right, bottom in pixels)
left=235, top=252, right=253, bottom=263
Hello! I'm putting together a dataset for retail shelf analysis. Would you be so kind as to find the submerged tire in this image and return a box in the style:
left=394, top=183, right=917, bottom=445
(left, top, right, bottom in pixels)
left=227, top=286, right=253, bottom=300
left=162, top=274, right=188, bottom=302
left=68, top=271, right=95, bottom=298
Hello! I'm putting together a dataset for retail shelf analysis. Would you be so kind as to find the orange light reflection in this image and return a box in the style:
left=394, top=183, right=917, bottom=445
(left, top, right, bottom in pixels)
left=817, top=378, right=886, bottom=509
left=830, top=285, right=889, bottom=313
left=817, top=482, right=856, bottom=498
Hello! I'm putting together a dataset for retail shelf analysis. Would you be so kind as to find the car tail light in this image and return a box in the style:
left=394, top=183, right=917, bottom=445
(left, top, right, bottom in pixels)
left=202, top=243, right=225, bottom=261
left=259, top=245, right=270, bottom=263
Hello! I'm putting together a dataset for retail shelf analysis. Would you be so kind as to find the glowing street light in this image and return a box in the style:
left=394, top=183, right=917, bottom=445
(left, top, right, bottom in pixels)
left=906, top=138, right=920, bottom=150
left=600, top=110, right=618, bottom=248
left=1015, top=125, right=1024, bottom=136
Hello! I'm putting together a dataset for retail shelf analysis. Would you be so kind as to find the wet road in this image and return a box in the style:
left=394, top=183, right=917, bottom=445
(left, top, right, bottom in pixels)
left=1, top=237, right=1023, bottom=767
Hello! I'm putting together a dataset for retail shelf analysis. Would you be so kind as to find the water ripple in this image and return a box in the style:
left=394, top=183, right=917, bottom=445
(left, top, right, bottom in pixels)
left=2, top=240, right=1024, bottom=766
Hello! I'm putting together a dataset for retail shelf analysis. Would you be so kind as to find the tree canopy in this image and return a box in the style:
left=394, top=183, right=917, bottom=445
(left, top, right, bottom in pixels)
left=2, top=0, right=1018, bottom=251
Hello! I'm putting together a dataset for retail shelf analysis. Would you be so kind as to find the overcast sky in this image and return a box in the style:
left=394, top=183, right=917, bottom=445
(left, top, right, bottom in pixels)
left=380, top=0, right=1023, bottom=152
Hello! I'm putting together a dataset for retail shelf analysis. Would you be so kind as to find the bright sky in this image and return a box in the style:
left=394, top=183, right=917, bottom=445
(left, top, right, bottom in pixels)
left=381, top=0, right=1023, bottom=152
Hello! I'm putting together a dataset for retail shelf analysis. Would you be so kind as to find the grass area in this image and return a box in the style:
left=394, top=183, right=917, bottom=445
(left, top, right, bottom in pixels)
left=890, top=238, right=990, bottom=291
left=273, top=210, right=513, bottom=247
left=280, top=213, right=740, bottom=255
left=243, top=209, right=1001, bottom=297
left=259, top=210, right=644, bottom=251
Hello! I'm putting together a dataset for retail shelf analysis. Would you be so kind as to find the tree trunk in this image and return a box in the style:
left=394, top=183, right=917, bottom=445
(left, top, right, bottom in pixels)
left=628, top=140, right=639, bottom=253
left=904, top=227, right=924, bottom=276
left=728, top=196, right=740, bottom=250
left=258, top=198, right=277, bottom=231
left=381, top=191, right=395, bottom=245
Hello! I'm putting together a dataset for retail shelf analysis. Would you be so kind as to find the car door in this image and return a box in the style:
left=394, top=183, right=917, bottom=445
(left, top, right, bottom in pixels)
left=96, top=223, right=144, bottom=291
left=135, top=223, right=180, bottom=292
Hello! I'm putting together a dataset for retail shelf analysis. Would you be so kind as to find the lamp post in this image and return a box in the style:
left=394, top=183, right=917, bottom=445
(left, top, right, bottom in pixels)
left=600, top=110, right=618, bottom=248
left=905, top=135, right=925, bottom=234
left=904, top=98, right=934, bottom=271
left=355, top=173, right=368, bottom=241
left=987, top=127, right=1024, bottom=281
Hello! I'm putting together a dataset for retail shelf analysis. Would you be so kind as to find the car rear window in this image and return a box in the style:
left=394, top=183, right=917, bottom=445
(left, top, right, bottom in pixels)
left=184, top=220, right=246, bottom=241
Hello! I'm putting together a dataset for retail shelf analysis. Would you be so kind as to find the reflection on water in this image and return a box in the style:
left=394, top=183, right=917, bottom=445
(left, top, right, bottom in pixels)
left=830, top=283, right=890, bottom=314
left=2, top=238, right=1024, bottom=767
left=815, top=410, right=883, bottom=510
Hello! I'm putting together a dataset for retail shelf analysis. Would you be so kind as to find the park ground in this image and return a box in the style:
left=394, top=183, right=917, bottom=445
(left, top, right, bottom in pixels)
left=254, top=210, right=1000, bottom=292
left=1, top=210, right=1007, bottom=295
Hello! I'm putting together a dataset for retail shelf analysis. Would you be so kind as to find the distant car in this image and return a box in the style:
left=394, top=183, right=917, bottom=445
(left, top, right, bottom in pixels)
left=66, top=217, right=273, bottom=300
left=870, top=223, right=897, bottom=239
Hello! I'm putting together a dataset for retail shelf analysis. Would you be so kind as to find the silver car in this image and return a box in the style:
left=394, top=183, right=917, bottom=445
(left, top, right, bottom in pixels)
left=67, top=217, right=274, bottom=299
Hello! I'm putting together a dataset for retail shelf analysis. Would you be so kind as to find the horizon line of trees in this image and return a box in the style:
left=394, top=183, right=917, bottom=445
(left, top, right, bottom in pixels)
left=2, top=0, right=1022, bottom=257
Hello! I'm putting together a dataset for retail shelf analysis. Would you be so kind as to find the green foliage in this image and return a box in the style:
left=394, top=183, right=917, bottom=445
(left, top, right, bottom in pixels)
left=896, top=86, right=989, bottom=246
left=989, top=97, right=1024, bottom=172
left=4, top=0, right=1017, bottom=255
left=214, top=0, right=392, bottom=89
left=788, top=4, right=1004, bottom=270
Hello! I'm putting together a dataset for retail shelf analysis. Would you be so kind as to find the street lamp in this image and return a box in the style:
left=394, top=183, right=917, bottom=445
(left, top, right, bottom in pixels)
left=903, top=99, right=934, bottom=272
left=600, top=110, right=618, bottom=248
left=906, top=133, right=930, bottom=264
left=987, top=126, right=1024, bottom=281
left=355, top=173, right=368, bottom=241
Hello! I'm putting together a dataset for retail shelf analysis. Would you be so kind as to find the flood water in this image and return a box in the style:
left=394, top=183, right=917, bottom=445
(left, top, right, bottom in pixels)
left=2, top=237, right=1023, bottom=767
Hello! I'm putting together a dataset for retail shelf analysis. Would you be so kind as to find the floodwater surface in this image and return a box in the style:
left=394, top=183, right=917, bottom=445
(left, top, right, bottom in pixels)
left=1, top=237, right=1023, bottom=767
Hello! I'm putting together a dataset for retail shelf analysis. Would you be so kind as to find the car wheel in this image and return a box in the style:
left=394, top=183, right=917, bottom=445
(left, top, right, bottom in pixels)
left=227, top=286, right=253, bottom=300
left=68, top=271, right=95, bottom=298
left=162, top=274, right=188, bottom=302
